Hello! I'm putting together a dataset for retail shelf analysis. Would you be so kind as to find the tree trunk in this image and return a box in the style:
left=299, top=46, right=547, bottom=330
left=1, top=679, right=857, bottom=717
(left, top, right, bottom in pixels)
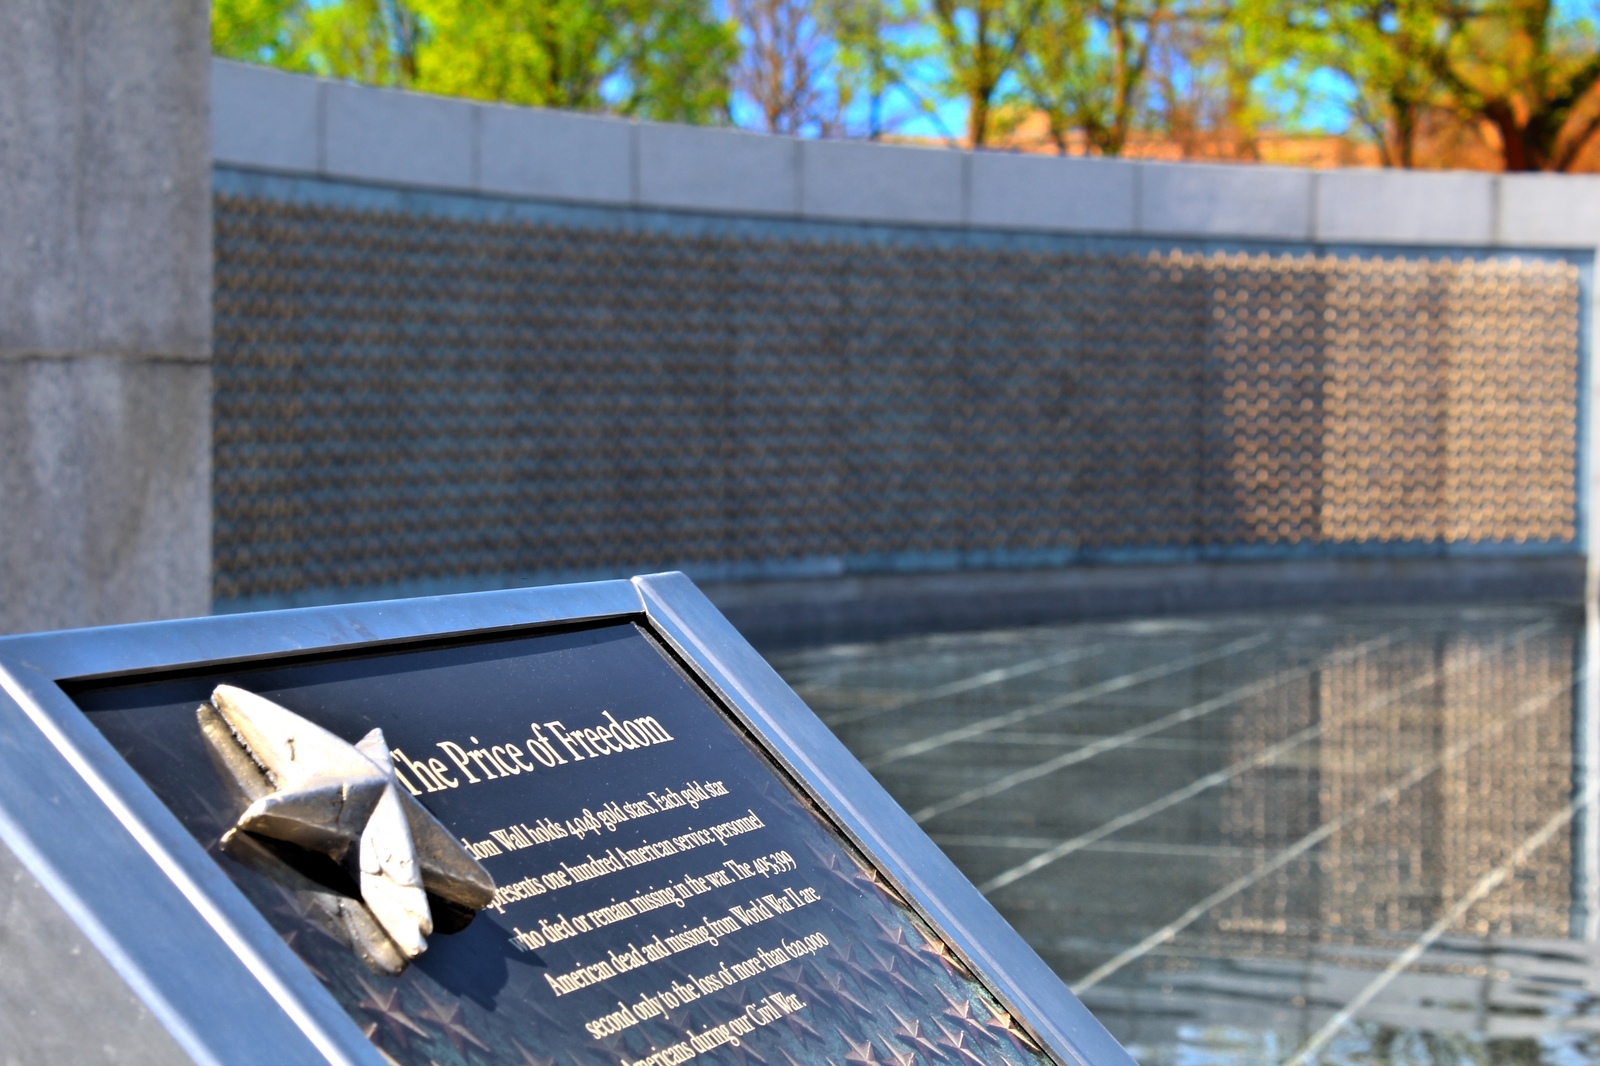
left=970, top=91, right=988, bottom=146
left=1394, top=103, right=1415, bottom=168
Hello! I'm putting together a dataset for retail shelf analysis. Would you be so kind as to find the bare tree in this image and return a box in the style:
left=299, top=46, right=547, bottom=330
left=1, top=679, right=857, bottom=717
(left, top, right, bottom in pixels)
left=733, top=0, right=837, bottom=133
left=824, top=0, right=916, bottom=138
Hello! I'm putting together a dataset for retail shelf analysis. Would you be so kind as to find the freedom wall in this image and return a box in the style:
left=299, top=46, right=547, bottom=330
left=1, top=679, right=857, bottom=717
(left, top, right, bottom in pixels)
left=9, top=47, right=1597, bottom=642
left=207, top=59, right=1600, bottom=644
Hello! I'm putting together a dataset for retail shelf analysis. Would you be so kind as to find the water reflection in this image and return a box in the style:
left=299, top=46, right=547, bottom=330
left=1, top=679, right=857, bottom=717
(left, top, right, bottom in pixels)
left=769, top=604, right=1598, bottom=1066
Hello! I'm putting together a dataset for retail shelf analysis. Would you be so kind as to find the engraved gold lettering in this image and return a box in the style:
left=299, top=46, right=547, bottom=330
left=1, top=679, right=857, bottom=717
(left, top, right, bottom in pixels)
left=634, top=715, right=674, bottom=744
left=436, top=741, right=479, bottom=783
left=561, top=852, right=626, bottom=883
left=387, top=754, right=424, bottom=796
left=585, top=1001, right=641, bottom=1039
left=427, top=756, right=459, bottom=787
left=431, top=716, right=679, bottom=787
left=488, top=825, right=533, bottom=852
left=503, top=741, right=537, bottom=773
left=577, top=728, right=607, bottom=758
left=466, top=748, right=500, bottom=779
left=526, top=723, right=567, bottom=766
left=390, top=748, right=444, bottom=793
left=544, top=721, right=587, bottom=761
left=461, top=836, right=502, bottom=860
left=593, top=935, right=821, bottom=1054
left=544, top=958, right=618, bottom=996
left=592, top=725, right=623, bottom=753
left=602, top=711, right=641, bottom=749
left=509, top=925, right=546, bottom=950
left=492, top=876, right=549, bottom=914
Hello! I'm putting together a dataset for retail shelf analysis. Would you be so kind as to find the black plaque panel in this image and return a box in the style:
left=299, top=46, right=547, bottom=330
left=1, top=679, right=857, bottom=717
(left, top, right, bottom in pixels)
left=75, top=621, right=1050, bottom=1066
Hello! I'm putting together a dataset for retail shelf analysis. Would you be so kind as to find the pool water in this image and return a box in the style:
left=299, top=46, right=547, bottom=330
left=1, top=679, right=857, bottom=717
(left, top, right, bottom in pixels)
left=768, top=603, right=1600, bottom=1066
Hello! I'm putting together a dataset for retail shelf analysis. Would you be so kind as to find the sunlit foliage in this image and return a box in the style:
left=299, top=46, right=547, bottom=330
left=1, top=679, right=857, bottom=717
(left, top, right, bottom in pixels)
left=212, top=0, right=1600, bottom=169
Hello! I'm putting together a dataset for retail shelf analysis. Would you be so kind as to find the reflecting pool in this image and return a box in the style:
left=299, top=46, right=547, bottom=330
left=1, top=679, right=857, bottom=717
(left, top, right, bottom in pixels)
left=768, top=603, right=1600, bottom=1066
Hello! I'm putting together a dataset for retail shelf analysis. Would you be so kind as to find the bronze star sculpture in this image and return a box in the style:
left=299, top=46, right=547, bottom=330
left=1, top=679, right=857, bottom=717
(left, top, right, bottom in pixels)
left=198, top=684, right=496, bottom=972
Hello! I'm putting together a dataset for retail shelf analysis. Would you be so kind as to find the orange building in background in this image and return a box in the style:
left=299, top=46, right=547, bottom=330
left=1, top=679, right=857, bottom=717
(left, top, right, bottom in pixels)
left=980, top=107, right=1600, bottom=172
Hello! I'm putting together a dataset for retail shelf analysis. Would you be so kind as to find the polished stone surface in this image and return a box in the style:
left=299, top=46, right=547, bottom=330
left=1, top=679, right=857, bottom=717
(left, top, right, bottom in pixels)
left=771, top=603, right=1600, bottom=1066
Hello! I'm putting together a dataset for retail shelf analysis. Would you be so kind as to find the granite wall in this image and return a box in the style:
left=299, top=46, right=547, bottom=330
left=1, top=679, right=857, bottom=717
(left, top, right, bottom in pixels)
left=0, top=2, right=212, bottom=634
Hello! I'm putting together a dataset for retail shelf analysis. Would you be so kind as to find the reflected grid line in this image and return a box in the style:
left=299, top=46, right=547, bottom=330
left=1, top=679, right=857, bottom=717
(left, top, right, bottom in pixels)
left=977, top=622, right=1552, bottom=894
left=933, top=837, right=1270, bottom=859
left=817, top=642, right=1110, bottom=727
left=1067, top=666, right=1577, bottom=995
left=864, top=633, right=1274, bottom=769
left=967, top=733, right=1241, bottom=750
left=1283, top=723, right=1598, bottom=1066
left=910, top=630, right=1406, bottom=823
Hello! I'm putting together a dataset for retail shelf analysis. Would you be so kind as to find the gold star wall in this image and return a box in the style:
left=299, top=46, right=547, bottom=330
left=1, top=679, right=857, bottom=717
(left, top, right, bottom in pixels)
left=212, top=196, right=1580, bottom=604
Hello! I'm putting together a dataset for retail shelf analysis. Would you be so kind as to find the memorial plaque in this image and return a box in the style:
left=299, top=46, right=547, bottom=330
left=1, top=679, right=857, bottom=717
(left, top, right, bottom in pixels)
left=0, top=575, right=1132, bottom=1066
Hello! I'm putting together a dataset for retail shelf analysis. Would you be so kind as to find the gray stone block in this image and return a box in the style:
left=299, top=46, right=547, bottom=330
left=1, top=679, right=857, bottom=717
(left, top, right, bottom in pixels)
left=1498, top=173, right=1600, bottom=247
left=636, top=123, right=798, bottom=215
left=1138, top=161, right=1313, bottom=239
left=0, top=837, right=192, bottom=1066
left=480, top=104, right=632, bottom=204
left=0, top=0, right=211, bottom=359
left=323, top=80, right=476, bottom=191
left=0, top=1, right=211, bottom=635
left=801, top=138, right=963, bottom=224
left=0, top=358, right=211, bottom=635
left=210, top=58, right=320, bottom=173
left=970, top=152, right=1135, bottom=232
left=1314, top=168, right=1494, bottom=245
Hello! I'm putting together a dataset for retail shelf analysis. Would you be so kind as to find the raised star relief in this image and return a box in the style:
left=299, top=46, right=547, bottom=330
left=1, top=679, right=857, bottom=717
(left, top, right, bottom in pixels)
left=837, top=1029, right=881, bottom=1066
left=884, top=1045, right=918, bottom=1066
left=977, top=998, right=1042, bottom=1052
left=933, top=1022, right=986, bottom=1066
left=199, top=684, right=496, bottom=973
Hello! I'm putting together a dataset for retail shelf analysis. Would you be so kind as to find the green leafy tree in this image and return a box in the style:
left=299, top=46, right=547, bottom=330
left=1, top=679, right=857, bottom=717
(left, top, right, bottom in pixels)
left=1315, top=0, right=1453, bottom=167
left=213, top=0, right=418, bottom=84
left=212, top=0, right=304, bottom=64
left=214, top=0, right=1600, bottom=163
left=213, top=0, right=734, bottom=123
left=615, top=0, right=739, bottom=121
left=925, top=0, right=1046, bottom=146
left=1144, top=0, right=1315, bottom=159
left=292, top=0, right=419, bottom=85
left=824, top=0, right=919, bottom=137
left=1014, top=0, right=1167, bottom=155
left=1430, top=0, right=1600, bottom=170
left=411, top=0, right=735, bottom=120
left=409, top=0, right=619, bottom=109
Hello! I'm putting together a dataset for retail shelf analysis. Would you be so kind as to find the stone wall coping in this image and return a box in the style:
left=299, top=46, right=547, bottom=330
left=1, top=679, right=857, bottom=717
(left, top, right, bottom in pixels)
left=212, top=58, right=1600, bottom=249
